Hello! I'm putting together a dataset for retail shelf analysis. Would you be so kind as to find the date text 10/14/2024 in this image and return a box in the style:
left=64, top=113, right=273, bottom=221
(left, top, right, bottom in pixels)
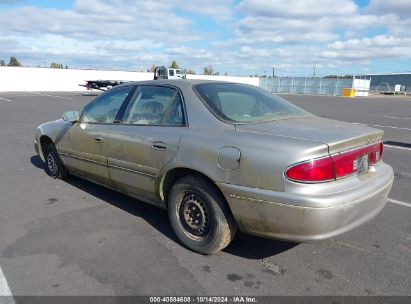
left=149, top=296, right=257, bottom=303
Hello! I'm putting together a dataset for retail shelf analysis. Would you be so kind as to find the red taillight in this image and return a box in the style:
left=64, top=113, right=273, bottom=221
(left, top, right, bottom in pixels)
left=333, top=147, right=365, bottom=178
left=285, top=142, right=383, bottom=183
left=285, top=156, right=336, bottom=182
left=369, top=142, right=383, bottom=165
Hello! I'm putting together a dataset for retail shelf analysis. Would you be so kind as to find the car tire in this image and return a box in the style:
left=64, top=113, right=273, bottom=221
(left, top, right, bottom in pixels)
left=168, top=175, right=237, bottom=254
left=45, top=144, right=68, bottom=179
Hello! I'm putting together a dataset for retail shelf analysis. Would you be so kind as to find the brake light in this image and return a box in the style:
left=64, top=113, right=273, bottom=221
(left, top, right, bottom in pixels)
left=285, top=156, right=335, bottom=182
left=332, top=148, right=365, bottom=178
left=369, top=142, right=383, bottom=165
left=285, top=142, right=383, bottom=183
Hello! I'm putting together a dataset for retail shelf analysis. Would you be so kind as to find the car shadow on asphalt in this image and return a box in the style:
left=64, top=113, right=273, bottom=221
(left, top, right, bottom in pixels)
left=30, top=154, right=298, bottom=259
left=224, top=233, right=298, bottom=259
left=30, top=155, right=45, bottom=169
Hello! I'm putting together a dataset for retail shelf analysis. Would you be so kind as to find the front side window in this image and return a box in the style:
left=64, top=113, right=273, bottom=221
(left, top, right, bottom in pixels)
left=81, top=86, right=134, bottom=123
left=194, top=83, right=309, bottom=123
left=122, top=86, right=184, bottom=126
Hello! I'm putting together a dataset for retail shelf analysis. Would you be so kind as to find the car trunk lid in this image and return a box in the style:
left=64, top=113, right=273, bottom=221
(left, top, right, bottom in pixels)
left=235, top=115, right=383, bottom=155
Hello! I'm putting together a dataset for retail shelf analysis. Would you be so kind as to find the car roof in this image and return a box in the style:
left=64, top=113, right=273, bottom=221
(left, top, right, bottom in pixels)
left=117, top=79, right=248, bottom=90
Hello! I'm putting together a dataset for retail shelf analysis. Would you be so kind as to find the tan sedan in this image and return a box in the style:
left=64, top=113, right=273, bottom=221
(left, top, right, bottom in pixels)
left=35, top=80, right=394, bottom=254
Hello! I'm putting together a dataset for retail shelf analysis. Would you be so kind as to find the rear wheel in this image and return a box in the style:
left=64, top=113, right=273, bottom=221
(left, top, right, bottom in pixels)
left=168, top=175, right=237, bottom=254
left=45, top=144, right=68, bottom=179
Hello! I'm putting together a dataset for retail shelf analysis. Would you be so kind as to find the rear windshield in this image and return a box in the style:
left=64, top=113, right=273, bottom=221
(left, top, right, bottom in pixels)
left=194, top=83, right=309, bottom=123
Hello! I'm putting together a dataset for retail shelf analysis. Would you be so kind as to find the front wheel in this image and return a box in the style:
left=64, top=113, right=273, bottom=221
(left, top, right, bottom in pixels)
left=168, top=175, right=237, bottom=254
left=45, top=144, right=68, bottom=179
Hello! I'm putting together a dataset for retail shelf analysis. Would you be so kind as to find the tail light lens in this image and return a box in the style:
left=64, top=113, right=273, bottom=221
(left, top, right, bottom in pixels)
left=369, top=142, right=383, bottom=165
left=285, top=157, right=336, bottom=182
left=285, top=142, right=383, bottom=183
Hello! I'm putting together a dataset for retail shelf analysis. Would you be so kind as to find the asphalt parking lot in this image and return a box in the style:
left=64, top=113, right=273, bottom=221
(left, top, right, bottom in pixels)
left=0, top=91, right=410, bottom=296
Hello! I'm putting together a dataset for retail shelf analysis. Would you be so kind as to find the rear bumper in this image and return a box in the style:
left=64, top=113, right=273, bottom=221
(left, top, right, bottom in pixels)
left=218, top=163, right=394, bottom=242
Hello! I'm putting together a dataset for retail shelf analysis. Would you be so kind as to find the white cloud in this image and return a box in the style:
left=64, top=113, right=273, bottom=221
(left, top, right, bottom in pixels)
left=0, top=3, right=193, bottom=42
left=322, top=35, right=411, bottom=61
left=238, top=0, right=358, bottom=18
left=0, top=0, right=206, bottom=70
left=368, top=0, right=411, bottom=18
left=0, top=0, right=410, bottom=75
left=170, top=0, right=236, bottom=22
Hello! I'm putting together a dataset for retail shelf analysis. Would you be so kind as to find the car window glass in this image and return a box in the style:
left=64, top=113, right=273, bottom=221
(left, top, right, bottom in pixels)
left=218, top=92, right=264, bottom=118
left=194, top=83, right=308, bottom=123
left=122, top=86, right=184, bottom=126
left=163, top=94, right=185, bottom=125
left=81, top=86, right=133, bottom=123
left=169, top=70, right=175, bottom=77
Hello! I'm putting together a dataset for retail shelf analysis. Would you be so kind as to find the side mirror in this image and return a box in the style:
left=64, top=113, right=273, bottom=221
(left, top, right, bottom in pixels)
left=62, top=111, right=80, bottom=122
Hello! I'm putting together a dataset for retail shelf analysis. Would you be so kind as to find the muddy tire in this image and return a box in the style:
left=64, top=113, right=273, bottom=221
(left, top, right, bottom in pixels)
left=45, top=144, right=68, bottom=179
left=168, top=175, right=237, bottom=254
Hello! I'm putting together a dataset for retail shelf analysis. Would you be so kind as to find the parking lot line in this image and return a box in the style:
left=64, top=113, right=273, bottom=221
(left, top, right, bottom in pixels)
left=332, top=240, right=371, bottom=253
left=383, top=116, right=411, bottom=120
left=0, top=97, right=13, bottom=102
left=353, top=122, right=411, bottom=131
left=385, top=145, right=411, bottom=151
left=0, top=266, right=12, bottom=297
left=388, top=198, right=411, bottom=208
left=28, top=92, right=74, bottom=100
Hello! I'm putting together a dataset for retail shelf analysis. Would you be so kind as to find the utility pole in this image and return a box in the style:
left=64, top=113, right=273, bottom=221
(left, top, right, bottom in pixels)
left=272, top=67, right=275, bottom=78
left=312, top=62, right=317, bottom=77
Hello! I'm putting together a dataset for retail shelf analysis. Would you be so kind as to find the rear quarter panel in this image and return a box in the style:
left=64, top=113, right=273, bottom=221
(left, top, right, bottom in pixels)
left=165, top=127, right=329, bottom=192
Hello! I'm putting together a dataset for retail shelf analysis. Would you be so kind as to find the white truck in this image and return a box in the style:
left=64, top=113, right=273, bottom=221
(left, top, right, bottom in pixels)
left=154, top=66, right=185, bottom=80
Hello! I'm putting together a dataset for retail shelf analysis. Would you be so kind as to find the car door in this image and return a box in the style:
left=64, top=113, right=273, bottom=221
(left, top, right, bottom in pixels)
left=59, top=86, right=135, bottom=185
left=107, top=85, right=186, bottom=202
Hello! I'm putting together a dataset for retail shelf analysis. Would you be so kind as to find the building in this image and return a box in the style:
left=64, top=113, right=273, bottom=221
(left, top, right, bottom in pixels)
left=361, top=73, right=411, bottom=92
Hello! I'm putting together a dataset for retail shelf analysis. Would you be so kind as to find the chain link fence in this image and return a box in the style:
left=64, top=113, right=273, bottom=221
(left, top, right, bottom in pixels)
left=259, top=77, right=353, bottom=96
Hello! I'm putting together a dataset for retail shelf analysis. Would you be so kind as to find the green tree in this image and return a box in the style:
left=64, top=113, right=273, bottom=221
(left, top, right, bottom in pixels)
left=0, top=60, right=5, bottom=66
left=184, top=68, right=196, bottom=75
left=8, top=56, right=21, bottom=66
left=324, top=74, right=353, bottom=79
left=169, top=60, right=179, bottom=69
left=50, top=62, right=64, bottom=69
left=203, top=65, right=214, bottom=75
left=148, top=64, right=156, bottom=72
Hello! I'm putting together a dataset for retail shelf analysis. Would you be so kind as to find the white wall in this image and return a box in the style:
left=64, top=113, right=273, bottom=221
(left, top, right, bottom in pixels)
left=0, top=67, right=259, bottom=92
left=0, top=67, right=152, bottom=91
left=352, top=78, right=371, bottom=97
left=186, top=74, right=259, bottom=86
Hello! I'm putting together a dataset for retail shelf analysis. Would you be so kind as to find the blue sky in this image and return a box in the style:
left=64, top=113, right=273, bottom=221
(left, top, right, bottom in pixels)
left=0, top=0, right=410, bottom=76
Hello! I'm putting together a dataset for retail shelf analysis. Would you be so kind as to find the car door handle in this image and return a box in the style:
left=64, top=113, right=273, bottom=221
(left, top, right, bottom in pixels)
left=94, top=136, right=104, bottom=143
left=152, top=142, right=166, bottom=151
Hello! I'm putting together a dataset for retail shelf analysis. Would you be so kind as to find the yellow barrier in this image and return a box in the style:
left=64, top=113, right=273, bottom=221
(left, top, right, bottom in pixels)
left=342, top=88, right=356, bottom=97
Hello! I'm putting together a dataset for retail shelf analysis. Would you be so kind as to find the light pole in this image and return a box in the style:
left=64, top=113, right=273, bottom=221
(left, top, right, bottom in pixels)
left=312, top=62, right=317, bottom=77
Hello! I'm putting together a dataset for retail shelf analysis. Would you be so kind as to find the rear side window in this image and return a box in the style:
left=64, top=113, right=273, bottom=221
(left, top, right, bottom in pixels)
left=194, top=83, right=308, bottom=123
left=80, top=86, right=134, bottom=124
left=121, top=86, right=185, bottom=126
